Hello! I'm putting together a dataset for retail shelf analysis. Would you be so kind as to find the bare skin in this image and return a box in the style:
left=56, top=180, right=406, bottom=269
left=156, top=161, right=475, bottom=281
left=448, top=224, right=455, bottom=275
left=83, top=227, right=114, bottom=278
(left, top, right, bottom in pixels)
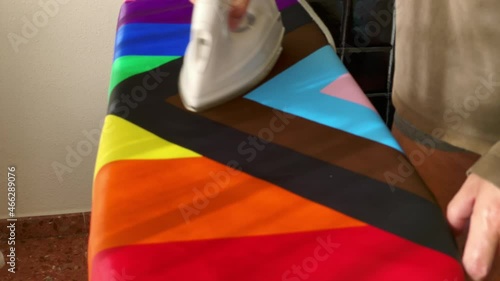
left=448, top=174, right=500, bottom=280
left=188, top=1, right=500, bottom=279
left=189, top=0, right=250, bottom=30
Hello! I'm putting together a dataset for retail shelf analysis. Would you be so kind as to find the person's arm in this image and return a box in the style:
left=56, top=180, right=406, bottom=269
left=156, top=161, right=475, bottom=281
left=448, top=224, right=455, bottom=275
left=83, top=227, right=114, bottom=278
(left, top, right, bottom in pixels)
left=448, top=141, right=500, bottom=280
left=189, top=0, right=250, bottom=30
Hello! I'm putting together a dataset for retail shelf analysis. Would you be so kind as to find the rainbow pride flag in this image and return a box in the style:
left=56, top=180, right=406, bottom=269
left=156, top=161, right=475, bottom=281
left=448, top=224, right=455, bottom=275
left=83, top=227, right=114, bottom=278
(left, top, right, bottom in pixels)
left=89, top=1, right=464, bottom=280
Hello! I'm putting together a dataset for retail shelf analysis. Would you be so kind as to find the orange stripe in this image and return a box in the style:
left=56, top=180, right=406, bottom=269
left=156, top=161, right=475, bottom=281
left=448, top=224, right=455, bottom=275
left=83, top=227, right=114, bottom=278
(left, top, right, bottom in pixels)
left=89, top=158, right=365, bottom=266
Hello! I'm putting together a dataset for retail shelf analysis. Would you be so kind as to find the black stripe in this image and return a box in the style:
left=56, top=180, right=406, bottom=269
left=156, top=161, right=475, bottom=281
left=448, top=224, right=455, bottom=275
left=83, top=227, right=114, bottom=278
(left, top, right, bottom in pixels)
left=281, top=3, right=313, bottom=33
left=108, top=57, right=184, bottom=111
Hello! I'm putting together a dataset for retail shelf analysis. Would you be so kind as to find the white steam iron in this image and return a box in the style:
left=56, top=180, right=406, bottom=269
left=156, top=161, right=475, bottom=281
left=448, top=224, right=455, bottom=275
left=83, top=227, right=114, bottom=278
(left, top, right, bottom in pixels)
left=179, top=0, right=285, bottom=112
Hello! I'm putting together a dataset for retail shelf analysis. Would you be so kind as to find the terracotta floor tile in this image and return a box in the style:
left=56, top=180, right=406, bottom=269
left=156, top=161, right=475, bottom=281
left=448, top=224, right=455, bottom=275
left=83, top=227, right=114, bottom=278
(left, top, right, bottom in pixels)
left=0, top=213, right=90, bottom=241
left=0, top=234, right=88, bottom=281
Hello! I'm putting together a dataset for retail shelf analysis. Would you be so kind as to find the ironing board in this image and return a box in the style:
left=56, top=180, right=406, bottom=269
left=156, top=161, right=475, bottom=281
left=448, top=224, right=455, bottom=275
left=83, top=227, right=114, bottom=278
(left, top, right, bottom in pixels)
left=88, top=1, right=465, bottom=280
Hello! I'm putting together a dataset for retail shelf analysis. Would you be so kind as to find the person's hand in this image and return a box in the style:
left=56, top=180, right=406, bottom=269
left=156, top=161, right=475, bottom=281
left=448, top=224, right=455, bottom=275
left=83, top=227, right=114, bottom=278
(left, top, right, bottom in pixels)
left=189, top=0, right=250, bottom=30
left=448, top=173, right=500, bottom=280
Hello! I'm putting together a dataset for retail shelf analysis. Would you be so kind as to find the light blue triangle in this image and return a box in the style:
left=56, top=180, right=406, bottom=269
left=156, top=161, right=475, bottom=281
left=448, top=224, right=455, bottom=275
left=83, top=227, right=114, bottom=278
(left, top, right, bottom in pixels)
left=244, top=46, right=402, bottom=152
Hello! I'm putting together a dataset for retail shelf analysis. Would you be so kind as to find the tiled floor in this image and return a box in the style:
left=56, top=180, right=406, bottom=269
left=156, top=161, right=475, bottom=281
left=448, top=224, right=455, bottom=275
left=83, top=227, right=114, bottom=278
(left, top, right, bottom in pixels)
left=0, top=213, right=90, bottom=281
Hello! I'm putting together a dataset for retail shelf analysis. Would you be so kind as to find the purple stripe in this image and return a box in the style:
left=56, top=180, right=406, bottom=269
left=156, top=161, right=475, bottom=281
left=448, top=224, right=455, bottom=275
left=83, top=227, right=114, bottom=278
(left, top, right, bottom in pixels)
left=276, top=0, right=298, bottom=10
left=118, top=0, right=193, bottom=28
left=117, top=0, right=298, bottom=28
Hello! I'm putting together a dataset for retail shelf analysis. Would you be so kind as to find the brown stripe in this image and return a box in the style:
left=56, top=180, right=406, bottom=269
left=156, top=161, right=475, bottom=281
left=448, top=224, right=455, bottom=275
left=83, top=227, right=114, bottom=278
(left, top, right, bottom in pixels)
left=167, top=22, right=434, bottom=201
left=264, top=23, right=329, bottom=81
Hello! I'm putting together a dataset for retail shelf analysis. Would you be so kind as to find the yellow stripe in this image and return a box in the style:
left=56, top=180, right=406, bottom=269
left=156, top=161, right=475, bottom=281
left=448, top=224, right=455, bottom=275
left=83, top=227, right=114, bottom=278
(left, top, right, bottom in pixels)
left=93, top=115, right=200, bottom=179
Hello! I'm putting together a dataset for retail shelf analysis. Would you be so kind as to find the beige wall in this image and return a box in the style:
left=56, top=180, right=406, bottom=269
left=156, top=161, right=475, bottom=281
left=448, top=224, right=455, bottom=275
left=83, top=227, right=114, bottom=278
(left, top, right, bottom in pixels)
left=0, top=0, right=122, bottom=218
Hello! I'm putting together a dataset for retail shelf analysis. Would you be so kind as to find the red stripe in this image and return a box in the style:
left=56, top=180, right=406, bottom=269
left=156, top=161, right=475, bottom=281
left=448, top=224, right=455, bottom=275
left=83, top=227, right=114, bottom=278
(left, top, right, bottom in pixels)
left=91, top=226, right=463, bottom=281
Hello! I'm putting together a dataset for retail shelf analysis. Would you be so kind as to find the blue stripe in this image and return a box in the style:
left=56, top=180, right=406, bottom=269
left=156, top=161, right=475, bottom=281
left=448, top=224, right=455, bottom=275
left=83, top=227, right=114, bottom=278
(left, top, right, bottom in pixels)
left=245, top=46, right=402, bottom=151
left=114, top=23, right=190, bottom=60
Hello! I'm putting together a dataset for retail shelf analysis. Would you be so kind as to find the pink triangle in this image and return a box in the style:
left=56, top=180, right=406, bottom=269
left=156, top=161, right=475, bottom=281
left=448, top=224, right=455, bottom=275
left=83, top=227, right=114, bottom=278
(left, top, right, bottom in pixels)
left=321, top=74, right=377, bottom=113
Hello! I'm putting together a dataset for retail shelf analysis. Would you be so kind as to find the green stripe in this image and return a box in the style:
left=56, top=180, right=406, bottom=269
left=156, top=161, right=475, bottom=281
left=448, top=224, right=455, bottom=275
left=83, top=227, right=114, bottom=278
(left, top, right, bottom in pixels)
left=108, top=56, right=180, bottom=97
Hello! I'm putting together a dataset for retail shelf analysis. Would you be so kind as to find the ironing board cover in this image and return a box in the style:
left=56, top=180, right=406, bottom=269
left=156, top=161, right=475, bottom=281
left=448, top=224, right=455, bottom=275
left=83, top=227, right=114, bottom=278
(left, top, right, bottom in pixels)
left=89, top=1, right=465, bottom=280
